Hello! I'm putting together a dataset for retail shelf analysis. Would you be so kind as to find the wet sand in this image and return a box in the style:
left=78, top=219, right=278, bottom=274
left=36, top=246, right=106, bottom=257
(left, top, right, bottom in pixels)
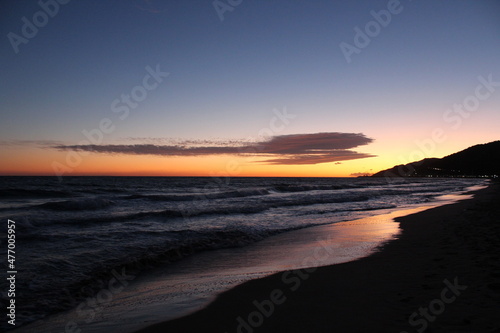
left=135, top=182, right=500, bottom=333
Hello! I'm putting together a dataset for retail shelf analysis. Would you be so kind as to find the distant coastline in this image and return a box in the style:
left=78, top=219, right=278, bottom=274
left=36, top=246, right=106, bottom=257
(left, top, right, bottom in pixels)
left=372, top=140, right=500, bottom=178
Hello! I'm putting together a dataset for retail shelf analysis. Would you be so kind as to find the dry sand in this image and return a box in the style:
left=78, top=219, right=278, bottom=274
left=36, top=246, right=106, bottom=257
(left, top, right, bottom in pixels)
left=135, top=181, right=500, bottom=333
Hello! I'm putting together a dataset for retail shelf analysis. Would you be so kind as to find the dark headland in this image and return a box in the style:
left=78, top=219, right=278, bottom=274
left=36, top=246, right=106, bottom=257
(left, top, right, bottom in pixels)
left=134, top=142, right=500, bottom=333
left=372, top=140, right=500, bottom=178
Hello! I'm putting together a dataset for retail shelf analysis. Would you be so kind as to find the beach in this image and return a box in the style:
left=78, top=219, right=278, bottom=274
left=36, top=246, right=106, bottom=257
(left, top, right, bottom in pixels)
left=134, top=181, right=500, bottom=333
left=4, top=178, right=497, bottom=333
left=6, top=176, right=488, bottom=332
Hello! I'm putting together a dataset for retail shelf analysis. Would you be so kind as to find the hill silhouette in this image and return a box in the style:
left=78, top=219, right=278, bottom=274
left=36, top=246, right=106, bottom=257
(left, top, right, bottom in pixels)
left=372, top=141, right=500, bottom=178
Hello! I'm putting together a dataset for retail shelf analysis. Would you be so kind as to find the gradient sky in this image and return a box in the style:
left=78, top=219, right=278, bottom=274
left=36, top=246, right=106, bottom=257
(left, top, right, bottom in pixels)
left=1, top=0, right=499, bottom=177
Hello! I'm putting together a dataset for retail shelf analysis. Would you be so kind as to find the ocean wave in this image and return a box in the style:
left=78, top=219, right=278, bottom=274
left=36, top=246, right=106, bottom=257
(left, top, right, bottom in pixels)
left=11, top=186, right=435, bottom=229
left=11, top=226, right=293, bottom=329
left=273, top=183, right=360, bottom=192
left=0, top=188, right=76, bottom=199
left=303, top=203, right=398, bottom=215
left=122, top=184, right=372, bottom=203
left=23, top=191, right=375, bottom=227
left=124, top=187, right=272, bottom=202
left=38, top=198, right=115, bottom=211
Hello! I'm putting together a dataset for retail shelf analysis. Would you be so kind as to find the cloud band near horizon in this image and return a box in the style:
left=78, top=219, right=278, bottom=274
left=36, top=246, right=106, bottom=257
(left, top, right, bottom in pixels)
left=52, top=132, right=375, bottom=165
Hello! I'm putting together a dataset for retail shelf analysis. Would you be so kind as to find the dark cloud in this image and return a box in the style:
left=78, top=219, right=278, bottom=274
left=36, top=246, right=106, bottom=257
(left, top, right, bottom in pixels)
left=258, top=152, right=374, bottom=165
left=52, top=132, right=375, bottom=165
left=259, top=132, right=372, bottom=153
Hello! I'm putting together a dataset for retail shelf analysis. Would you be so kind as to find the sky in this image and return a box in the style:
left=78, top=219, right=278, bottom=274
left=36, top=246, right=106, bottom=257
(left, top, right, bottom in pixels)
left=1, top=0, right=499, bottom=177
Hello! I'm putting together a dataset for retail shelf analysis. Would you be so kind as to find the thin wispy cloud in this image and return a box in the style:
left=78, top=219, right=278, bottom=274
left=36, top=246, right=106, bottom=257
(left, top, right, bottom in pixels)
left=52, top=132, right=375, bottom=165
left=120, top=137, right=247, bottom=147
left=1, top=140, right=63, bottom=147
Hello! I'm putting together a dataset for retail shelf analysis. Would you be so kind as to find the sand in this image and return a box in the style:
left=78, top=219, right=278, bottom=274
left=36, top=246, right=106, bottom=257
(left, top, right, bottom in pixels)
left=134, top=181, right=500, bottom=333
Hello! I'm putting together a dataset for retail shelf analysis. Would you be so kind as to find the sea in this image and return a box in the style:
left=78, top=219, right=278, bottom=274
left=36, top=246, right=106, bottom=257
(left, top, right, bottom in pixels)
left=0, top=176, right=489, bottom=331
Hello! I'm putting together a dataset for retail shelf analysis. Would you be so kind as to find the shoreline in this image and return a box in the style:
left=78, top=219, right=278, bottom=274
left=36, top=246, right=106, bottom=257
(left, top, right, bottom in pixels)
left=134, top=182, right=500, bottom=333
left=12, top=198, right=421, bottom=333
left=9, top=183, right=492, bottom=333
